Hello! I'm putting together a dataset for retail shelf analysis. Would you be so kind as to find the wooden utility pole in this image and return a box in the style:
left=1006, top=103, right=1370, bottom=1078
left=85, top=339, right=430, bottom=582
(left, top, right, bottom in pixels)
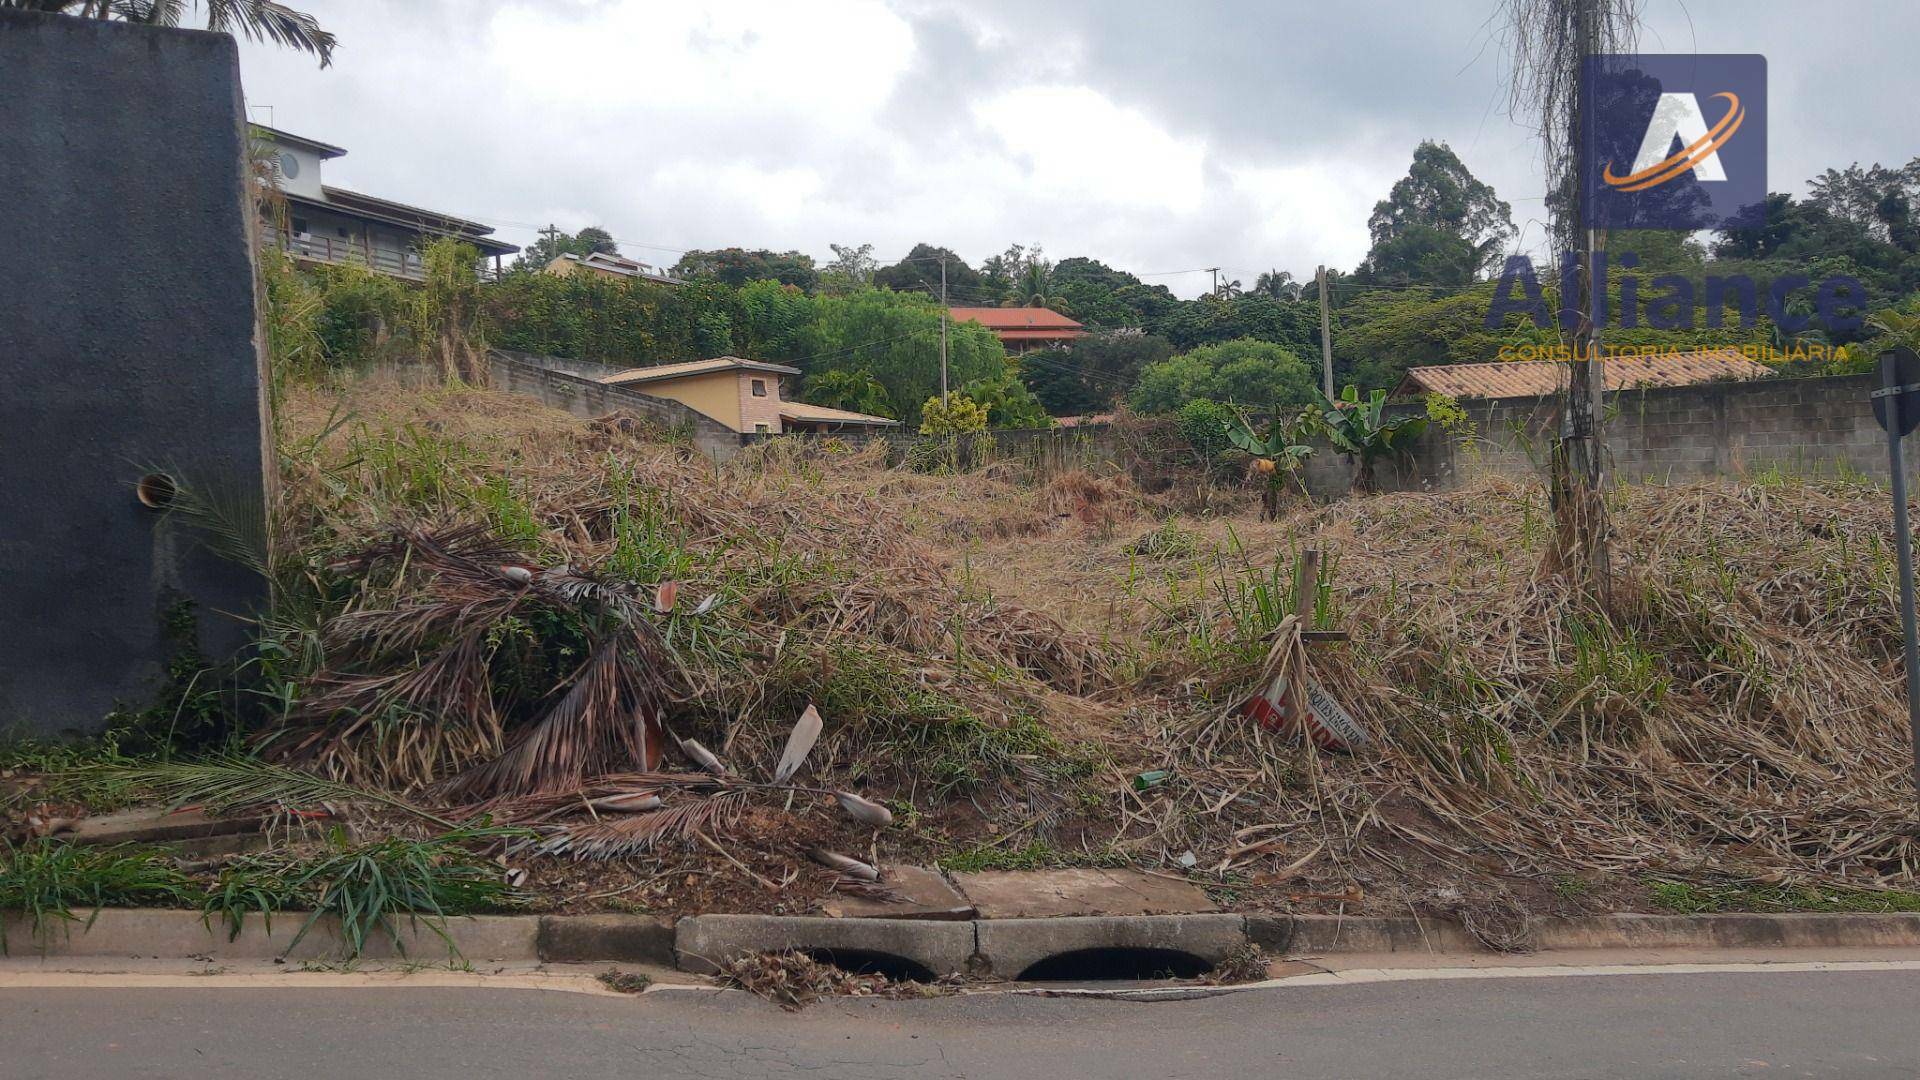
left=939, top=257, right=949, bottom=406
left=1552, top=0, right=1612, bottom=604
left=1209, top=267, right=1221, bottom=298
left=1316, top=265, right=1335, bottom=400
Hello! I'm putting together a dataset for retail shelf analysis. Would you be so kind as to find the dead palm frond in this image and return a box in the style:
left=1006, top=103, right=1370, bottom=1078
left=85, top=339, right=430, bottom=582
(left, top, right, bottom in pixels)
left=73, top=756, right=458, bottom=829
left=272, top=525, right=685, bottom=800
left=520, top=790, right=748, bottom=859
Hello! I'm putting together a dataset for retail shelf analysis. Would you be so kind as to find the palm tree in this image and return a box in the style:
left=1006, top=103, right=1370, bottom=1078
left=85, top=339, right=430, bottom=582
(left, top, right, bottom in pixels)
left=1003, top=259, right=1072, bottom=314
left=3, top=0, right=336, bottom=67
left=1254, top=269, right=1303, bottom=300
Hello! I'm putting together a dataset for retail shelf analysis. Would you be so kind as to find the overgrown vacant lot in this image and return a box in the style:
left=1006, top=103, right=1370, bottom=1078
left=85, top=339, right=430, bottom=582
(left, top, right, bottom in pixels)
left=14, top=374, right=1916, bottom=927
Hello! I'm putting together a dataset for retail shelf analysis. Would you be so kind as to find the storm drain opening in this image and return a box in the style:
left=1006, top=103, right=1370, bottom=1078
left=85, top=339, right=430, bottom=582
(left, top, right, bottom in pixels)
left=803, top=948, right=937, bottom=983
left=1016, top=947, right=1212, bottom=982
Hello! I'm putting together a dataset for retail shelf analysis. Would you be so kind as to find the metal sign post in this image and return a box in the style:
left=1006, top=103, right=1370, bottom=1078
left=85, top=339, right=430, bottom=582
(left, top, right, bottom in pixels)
left=1872, top=347, right=1920, bottom=794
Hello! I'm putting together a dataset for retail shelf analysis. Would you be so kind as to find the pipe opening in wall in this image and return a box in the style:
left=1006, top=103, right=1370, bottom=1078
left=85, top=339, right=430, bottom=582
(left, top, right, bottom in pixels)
left=136, top=472, right=178, bottom=510
left=1017, top=947, right=1212, bottom=982
left=802, top=948, right=937, bottom=983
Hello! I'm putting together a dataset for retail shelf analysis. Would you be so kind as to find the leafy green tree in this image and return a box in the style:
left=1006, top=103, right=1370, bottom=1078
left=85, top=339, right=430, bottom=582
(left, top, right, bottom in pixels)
left=1020, top=331, right=1173, bottom=415
left=798, top=289, right=1003, bottom=425
left=10, top=0, right=337, bottom=65
left=962, top=368, right=1053, bottom=428
left=798, top=369, right=895, bottom=419
left=873, top=243, right=981, bottom=297
left=820, top=242, right=877, bottom=293
left=1312, top=385, right=1428, bottom=494
left=920, top=393, right=988, bottom=435
left=1359, top=141, right=1515, bottom=285
left=672, top=248, right=818, bottom=291
left=1130, top=338, right=1316, bottom=414
left=1228, top=408, right=1315, bottom=518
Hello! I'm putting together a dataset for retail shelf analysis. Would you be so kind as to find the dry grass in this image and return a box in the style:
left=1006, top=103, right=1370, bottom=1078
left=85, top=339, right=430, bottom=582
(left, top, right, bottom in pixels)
left=275, top=375, right=1920, bottom=913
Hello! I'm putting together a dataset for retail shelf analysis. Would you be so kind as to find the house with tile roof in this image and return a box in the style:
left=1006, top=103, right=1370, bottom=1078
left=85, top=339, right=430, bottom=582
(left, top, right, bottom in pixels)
left=545, top=250, right=682, bottom=285
left=598, top=357, right=899, bottom=434
left=1392, top=349, right=1774, bottom=401
left=948, top=307, right=1085, bottom=353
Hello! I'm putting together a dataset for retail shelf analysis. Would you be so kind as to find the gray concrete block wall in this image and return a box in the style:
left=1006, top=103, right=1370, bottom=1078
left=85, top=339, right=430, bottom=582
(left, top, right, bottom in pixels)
left=1305, top=374, right=1906, bottom=497
left=0, top=12, right=270, bottom=737
left=487, top=351, right=742, bottom=461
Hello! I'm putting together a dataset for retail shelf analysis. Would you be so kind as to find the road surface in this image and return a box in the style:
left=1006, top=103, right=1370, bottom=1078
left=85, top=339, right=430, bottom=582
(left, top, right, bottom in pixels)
left=5, top=966, right=1917, bottom=1079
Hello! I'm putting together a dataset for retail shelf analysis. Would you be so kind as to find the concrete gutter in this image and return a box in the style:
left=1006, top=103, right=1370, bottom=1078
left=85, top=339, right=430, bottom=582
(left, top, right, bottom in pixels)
left=12, top=909, right=1920, bottom=971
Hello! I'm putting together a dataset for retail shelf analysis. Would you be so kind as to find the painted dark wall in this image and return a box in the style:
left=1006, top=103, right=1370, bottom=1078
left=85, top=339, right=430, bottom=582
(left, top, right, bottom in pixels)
left=0, top=11, right=270, bottom=737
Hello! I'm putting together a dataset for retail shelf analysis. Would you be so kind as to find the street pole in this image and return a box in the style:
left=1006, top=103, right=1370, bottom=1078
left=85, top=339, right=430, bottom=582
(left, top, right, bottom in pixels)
left=1879, top=351, right=1920, bottom=793
left=939, top=257, right=949, bottom=407
left=1316, top=265, right=1335, bottom=400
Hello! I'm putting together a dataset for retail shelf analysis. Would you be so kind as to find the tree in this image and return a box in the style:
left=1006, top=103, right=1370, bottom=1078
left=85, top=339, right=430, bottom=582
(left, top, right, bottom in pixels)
left=1130, top=338, right=1316, bottom=415
left=798, top=289, right=1003, bottom=425
left=514, top=225, right=619, bottom=271
left=962, top=368, right=1053, bottom=429
left=919, top=393, right=988, bottom=435
left=8, top=0, right=337, bottom=65
left=1253, top=270, right=1304, bottom=300
left=1228, top=408, right=1315, bottom=518
left=820, top=242, right=877, bottom=292
left=1360, top=141, right=1516, bottom=285
left=1311, top=385, right=1427, bottom=494
left=797, top=369, right=895, bottom=419
left=873, top=243, right=981, bottom=297
left=673, top=248, right=819, bottom=291
left=1020, top=331, right=1172, bottom=415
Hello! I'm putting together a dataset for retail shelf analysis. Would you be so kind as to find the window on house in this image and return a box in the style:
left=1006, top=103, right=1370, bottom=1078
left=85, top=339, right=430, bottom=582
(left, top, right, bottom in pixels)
left=751, top=379, right=767, bottom=397
left=755, top=423, right=770, bottom=434
left=336, top=226, right=351, bottom=238
left=291, top=217, right=309, bottom=235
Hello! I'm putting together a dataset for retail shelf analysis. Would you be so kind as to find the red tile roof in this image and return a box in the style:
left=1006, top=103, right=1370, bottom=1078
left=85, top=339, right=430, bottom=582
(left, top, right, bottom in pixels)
left=1394, top=349, right=1774, bottom=400
left=948, top=307, right=1085, bottom=331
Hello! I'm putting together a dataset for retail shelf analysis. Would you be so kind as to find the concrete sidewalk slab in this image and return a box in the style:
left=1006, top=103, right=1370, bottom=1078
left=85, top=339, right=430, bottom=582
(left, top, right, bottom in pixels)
left=951, top=868, right=1218, bottom=918
left=818, top=866, right=975, bottom=921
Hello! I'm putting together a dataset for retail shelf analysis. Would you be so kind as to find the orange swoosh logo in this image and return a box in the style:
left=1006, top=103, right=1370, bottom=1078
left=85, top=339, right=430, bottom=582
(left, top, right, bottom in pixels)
left=1603, top=91, right=1743, bottom=192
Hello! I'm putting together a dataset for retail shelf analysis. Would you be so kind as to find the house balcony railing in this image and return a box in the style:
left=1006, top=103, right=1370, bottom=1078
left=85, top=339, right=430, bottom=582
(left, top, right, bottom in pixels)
left=262, top=232, right=500, bottom=282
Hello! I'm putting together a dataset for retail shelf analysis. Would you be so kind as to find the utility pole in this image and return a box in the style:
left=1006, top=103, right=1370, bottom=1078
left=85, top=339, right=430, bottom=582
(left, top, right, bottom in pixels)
left=1555, top=0, right=1611, bottom=605
left=1209, top=267, right=1220, bottom=298
left=1316, top=265, right=1335, bottom=400
left=538, top=223, right=562, bottom=255
left=939, top=257, right=950, bottom=407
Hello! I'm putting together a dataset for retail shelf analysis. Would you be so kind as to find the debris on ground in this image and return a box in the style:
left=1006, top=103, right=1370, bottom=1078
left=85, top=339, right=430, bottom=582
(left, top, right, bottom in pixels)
left=717, top=950, right=960, bottom=1010
left=596, top=968, right=652, bottom=994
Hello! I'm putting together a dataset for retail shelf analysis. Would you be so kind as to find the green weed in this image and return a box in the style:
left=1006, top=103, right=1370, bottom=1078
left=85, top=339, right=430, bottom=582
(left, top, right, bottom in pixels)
left=0, top=841, right=194, bottom=951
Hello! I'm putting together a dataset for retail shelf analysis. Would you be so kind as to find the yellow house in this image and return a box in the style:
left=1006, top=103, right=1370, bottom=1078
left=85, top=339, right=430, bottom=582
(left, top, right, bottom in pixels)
left=545, top=251, right=682, bottom=285
left=598, top=357, right=899, bottom=435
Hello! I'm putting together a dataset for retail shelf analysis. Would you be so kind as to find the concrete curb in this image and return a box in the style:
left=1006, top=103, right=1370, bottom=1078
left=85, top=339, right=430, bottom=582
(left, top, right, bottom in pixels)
left=674, top=915, right=976, bottom=976
left=12, top=909, right=1920, bottom=970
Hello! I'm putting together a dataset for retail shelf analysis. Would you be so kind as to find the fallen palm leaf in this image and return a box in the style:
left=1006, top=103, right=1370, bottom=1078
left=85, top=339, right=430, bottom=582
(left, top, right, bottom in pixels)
left=807, top=847, right=879, bottom=881
left=588, top=790, right=663, bottom=813
left=832, top=791, right=894, bottom=828
left=772, top=705, right=823, bottom=785
left=679, top=739, right=727, bottom=775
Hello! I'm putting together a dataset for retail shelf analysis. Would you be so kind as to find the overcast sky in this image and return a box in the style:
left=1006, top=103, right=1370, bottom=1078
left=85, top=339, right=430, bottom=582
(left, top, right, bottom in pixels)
left=236, top=0, right=1920, bottom=298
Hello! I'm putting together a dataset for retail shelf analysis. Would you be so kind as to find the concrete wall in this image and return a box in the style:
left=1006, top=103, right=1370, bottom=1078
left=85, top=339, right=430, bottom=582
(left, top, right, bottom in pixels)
left=0, top=11, right=270, bottom=737
left=488, top=351, right=743, bottom=460
left=1298, top=374, right=1904, bottom=497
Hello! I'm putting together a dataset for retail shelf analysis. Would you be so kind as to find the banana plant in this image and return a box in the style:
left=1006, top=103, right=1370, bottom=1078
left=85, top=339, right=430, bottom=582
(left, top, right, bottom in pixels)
left=1312, top=385, right=1428, bottom=494
left=1228, top=409, right=1315, bottom=519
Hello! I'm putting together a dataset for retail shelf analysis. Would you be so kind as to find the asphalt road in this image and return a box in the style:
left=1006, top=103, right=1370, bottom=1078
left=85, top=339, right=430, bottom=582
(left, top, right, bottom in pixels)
left=6, top=968, right=1918, bottom=1079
